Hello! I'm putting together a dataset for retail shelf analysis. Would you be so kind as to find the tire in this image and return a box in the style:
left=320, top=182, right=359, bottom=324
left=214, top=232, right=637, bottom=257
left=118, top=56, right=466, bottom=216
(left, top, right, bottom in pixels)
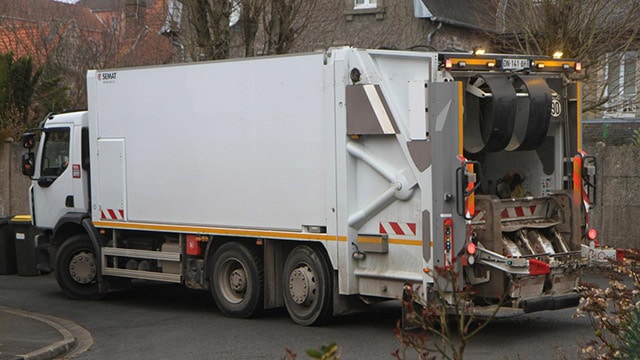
left=282, top=245, right=333, bottom=326
left=55, top=234, right=103, bottom=300
left=210, top=242, right=263, bottom=318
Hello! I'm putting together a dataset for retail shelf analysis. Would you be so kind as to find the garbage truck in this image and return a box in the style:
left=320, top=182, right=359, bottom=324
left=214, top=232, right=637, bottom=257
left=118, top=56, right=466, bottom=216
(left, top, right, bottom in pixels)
left=21, top=47, right=596, bottom=325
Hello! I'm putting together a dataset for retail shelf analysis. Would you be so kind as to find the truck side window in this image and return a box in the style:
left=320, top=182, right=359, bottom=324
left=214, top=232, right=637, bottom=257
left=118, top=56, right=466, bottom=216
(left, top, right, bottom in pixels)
left=41, top=128, right=70, bottom=177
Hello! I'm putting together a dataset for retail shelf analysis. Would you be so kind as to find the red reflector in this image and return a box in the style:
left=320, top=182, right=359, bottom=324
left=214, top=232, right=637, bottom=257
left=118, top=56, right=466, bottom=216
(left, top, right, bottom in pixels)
left=616, top=249, right=626, bottom=262
left=186, top=235, right=202, bottom=256
left=466, top=242, right=476, bottom=255
left=72, top=164, right=81, bottom=178
left=587, top=228, right=597, bottom=240
left=528, top=259, right=550, bottom=276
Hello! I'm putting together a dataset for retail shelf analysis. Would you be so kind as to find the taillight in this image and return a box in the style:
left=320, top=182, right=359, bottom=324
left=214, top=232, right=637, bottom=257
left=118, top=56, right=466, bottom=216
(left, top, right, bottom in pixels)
left=445, top=58, right=453, bottom=70
left=186, top=234, right=202, bottom=256
left=466, top=242, right=476, bottom=255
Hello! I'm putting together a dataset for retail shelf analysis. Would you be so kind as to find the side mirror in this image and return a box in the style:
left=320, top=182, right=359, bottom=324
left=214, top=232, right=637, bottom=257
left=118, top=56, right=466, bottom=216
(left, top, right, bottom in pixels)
left=22, top=133, right=36, bottom=149
left=22, top=152, right=35, bottom=176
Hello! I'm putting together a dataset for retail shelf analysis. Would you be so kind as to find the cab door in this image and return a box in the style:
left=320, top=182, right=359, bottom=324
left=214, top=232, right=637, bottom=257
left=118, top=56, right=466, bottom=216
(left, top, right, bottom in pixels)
left=32, top=125, right=74, bottom=229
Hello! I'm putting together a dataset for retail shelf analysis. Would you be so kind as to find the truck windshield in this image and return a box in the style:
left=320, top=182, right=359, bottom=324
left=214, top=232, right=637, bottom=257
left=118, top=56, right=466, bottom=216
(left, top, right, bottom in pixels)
left=41, top=128, right=70, bottom=177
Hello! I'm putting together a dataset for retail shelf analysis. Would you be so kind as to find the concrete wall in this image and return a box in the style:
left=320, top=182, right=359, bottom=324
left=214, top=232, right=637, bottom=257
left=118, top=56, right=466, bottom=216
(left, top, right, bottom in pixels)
left=586, top=143, right=640, bottom=249
left=0, top=140, right=31, bottom=216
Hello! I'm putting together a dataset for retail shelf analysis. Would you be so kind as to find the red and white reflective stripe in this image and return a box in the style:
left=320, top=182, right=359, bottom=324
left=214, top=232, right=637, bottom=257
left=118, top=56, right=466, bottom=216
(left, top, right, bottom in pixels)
left=379, top=222, right=417, bottom=236
left=472, top=206, right=538, bottom=222
left=101, top=209, right=125, bottom=220
left=472, top=210, right=485, bottom=222
left=500, top=205, right=537, bottom=219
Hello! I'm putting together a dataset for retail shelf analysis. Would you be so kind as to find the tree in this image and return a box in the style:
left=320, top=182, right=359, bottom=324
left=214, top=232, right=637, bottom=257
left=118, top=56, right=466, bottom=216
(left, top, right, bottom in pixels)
left=239, top=0, right=265, bottom=57
left=0, top=52, right=41, bottom=136
left=177, top=0, right=234, bottom=61
left=484, top=0, right=640, bottom=114
left=0, top=0, right=174, bottom=115
left=169, top=0, right=317, bottom=60
left=262, top=0, right=317, bottom=55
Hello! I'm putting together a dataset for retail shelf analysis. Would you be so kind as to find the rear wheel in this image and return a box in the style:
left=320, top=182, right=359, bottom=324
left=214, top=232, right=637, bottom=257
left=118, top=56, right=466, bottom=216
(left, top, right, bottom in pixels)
left=283, top=245, right=333, bottom=326
left=55, top=234, right=103, bottom=300
left=210, top=242, right=263, bottom=318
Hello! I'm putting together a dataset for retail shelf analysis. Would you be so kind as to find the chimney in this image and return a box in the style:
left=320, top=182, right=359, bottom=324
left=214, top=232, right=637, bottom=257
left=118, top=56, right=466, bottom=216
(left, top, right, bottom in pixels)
left=125, top=0, right=147, bottom=39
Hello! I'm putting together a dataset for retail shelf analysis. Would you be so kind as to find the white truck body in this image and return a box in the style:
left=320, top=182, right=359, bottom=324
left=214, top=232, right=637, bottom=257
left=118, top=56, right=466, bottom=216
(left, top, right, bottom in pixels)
left=23, top=48, right=595, bottom=325
left=89, top=53, right=329, bottom=231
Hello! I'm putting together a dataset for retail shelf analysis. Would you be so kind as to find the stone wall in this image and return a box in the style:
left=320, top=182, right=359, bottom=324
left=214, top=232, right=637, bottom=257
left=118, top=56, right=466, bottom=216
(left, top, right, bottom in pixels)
left=0, top=140, right=31, bottom=216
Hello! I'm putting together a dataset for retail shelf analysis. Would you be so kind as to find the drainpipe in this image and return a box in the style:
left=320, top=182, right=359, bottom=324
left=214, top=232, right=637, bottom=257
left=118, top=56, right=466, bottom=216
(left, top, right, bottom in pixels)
left=426, top=20, right=442, bottom=49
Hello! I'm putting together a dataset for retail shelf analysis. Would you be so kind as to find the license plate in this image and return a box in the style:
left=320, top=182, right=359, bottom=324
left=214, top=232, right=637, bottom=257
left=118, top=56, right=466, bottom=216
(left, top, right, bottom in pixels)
left=502, top=58, right=530, bottom=70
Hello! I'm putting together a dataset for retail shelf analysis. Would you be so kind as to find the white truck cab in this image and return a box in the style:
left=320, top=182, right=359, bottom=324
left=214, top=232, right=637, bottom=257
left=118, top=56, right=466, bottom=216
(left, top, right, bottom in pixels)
left=26, top=112, right=90, bottom=229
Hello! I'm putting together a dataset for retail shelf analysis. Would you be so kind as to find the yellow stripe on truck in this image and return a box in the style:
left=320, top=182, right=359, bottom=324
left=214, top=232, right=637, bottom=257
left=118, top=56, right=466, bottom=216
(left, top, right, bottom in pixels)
left=93, top=220, right=341, bottom=241
left=93, top=220, right=423, bottom=246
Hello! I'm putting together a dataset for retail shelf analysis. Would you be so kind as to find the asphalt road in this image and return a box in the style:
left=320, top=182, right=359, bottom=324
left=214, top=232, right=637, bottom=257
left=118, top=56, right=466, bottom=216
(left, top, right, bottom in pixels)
left=0, top=273, right=608, bottom=359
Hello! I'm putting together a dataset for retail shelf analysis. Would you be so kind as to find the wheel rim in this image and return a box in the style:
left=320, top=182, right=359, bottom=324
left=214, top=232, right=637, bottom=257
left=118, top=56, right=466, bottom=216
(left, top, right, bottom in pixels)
left=288, top=264, right=317, bottom=306
left=218, top=258, right=247, bottom=304
left=69, top=251, right=97, bottom=284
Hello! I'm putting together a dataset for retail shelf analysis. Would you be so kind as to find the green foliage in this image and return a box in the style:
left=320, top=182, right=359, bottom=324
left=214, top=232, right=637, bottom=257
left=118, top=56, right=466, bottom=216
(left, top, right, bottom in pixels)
left=0, top=52, right=40, bottom=138
left=577, top=253, right=640, bottom=359
left=0, top=52, right=69, bottom=139
left=619, top=306, right=640, bottom=358
left=282, top=343, right=340, bottom=360
left=31, top=68, right=71, bottom=117
left=305, top=343, right=339, bottom=360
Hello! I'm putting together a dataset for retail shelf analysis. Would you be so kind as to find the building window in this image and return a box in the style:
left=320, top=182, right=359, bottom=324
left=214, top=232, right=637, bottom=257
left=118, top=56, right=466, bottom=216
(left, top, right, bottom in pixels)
left=605, top=51, right=638, bottom=117
left=354, top=0, right=377, bottom=9
left=345, top=0, right=384, bottom=21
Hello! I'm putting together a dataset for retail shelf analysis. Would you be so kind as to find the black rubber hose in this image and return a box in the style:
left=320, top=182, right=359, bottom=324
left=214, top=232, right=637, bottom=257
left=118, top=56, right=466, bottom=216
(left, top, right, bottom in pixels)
left=463, top=74, right=517, bottom=154
left=506, top=75, right=553, bottom=151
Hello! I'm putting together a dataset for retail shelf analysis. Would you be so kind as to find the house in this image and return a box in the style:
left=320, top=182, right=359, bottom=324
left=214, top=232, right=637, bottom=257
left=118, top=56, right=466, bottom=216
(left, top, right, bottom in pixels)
left=76, top=0, right=174, bottom=67
left=0, top=0, right=173, bottom=69
left=161, top=0, right=494, bottom=61
left=0, top=0, right=101, bottom=65
left=292, top=0, right=494, bottom=54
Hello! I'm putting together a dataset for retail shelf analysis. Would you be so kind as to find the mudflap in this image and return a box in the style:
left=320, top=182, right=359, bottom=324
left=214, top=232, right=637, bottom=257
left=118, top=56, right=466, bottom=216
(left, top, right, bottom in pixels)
left=401, top=283, right=422, bottom=330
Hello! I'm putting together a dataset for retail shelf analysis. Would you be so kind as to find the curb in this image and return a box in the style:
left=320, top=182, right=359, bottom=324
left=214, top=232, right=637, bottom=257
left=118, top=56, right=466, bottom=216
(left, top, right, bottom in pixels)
left=0, top=306, right=86, bottom=360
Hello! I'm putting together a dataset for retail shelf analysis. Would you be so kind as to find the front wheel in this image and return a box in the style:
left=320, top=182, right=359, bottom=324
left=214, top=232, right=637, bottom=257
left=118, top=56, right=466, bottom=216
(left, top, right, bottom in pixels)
left=283, top=245, right=333, bottom=326
left=55, top=234, right=103, bottom=300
